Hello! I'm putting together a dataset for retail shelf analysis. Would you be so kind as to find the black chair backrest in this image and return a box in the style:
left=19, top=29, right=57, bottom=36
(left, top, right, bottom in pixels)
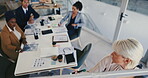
left=76, top=27, right=82, bottom=37
left=141, top=49, right=148, bottom=64
left=73, top=43, right=92, bottom=69
left=70, top=27, right=82, bottom=40
left=0, top=56, right=13, bottom=78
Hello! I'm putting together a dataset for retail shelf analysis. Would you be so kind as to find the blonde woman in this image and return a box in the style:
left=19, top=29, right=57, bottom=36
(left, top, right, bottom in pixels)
left=88, top=38, right=143, bottom=72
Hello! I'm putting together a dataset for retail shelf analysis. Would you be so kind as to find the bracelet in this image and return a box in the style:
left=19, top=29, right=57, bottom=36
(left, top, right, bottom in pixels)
left=16, top=50, right=19, bottom=52
left=16, top=50, right=21, bottom=52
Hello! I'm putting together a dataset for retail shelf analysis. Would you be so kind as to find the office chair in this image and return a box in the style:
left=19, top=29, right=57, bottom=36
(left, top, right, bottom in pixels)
left=59, top=43, right=92, bottom=75
left=139, top=49, right=148, bottom=69
left=72, top=43, right=92, bottom=69
left=0, top=56, right=28, bottom=78
left=0, top=56, right=15, bottom=78
left=70, top=27, right=82, bottom=48
left=70, top=27, right=82, bottom=40
left=141, top=49, right=148, bottom=65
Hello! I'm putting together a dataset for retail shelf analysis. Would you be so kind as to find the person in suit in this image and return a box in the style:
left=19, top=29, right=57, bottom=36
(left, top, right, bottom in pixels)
left=1, top=11, right=27, bottom=62
left=15, top=0, right=40, bottom=32
left=88, top=38, right=143, bottom=72
left=58, top=1, right=84, bottom=40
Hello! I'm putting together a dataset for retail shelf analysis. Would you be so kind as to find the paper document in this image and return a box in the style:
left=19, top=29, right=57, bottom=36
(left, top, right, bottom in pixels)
left=51, top=23, right=58, bottom=27
left=58, top=47, right=75, bottom=55
left=21, top=43, right=38, bottom=51
left=32, top=57, right=57, bottom=67
left=25, top=29, right=34, bottom=35
left=52, top=27, right=67, bottom=33
left=32, top=58, right=45, bottom=67
left=53, top=35, right=68, bottom=43
left=40, top=47, right=58, bottom=57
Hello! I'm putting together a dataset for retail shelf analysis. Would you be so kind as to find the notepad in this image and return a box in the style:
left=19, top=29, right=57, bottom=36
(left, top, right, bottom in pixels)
left=42, top=29, right=53, bottom=35
left=52, top=35, right=68, bottom=43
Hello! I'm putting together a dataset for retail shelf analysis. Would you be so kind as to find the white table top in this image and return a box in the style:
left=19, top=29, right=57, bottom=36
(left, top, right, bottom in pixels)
left=14, top=15, right=77, bottom=76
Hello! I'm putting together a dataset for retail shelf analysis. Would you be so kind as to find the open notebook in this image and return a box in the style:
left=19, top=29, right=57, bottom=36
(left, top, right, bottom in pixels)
left=52, top=35, right=68, bottom=43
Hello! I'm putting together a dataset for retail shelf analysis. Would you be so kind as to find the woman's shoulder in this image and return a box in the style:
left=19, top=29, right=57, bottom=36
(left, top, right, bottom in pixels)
left=77, top=12, right=83, bottom=17
left=103, top=55, right=112, bottom=60
left=98, top=55, right=113, bottom=66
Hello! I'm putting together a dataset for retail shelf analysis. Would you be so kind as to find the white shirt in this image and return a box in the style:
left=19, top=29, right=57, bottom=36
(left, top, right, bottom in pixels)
left=22, top=6, right=28, bottom=14
left=6, top=24, right=21, bottom=40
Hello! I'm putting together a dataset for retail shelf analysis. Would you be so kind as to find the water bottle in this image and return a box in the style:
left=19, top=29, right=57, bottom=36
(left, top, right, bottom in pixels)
left=34, top=33, right=38, bottom=40
left=34, top=29, right=39, bottom=40
left=40, top=19, right=44, bottom=26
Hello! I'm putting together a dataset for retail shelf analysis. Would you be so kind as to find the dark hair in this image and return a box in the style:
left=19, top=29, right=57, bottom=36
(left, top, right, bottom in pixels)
left=5, top=10, right=16, bottom=22
left=20, top=0, right=29, bottom=2
left=73, top=1, right=83, bottom=11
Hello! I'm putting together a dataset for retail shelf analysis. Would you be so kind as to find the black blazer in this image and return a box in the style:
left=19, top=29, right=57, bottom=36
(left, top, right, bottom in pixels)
left=15, top=5, right=40, bottom=31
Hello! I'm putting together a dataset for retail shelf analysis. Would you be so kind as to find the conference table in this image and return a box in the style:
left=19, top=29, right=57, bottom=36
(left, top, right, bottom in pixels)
left=14, top=15, right=77, bottom=76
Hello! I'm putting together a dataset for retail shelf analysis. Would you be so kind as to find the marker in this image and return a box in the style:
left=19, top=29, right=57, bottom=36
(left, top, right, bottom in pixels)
left=71, top=69, right=86, bottom=74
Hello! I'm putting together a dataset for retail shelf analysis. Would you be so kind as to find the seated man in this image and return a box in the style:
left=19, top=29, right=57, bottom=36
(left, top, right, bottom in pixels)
left=15, top=0, right=40, bottom=32
left=1, top=10, right=27, bottom=62
left=88, top=38, right=143, bottom=72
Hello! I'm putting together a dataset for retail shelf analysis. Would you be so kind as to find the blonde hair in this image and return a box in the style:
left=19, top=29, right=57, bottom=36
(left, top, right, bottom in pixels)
left=112, top=38, right=143, bottom=69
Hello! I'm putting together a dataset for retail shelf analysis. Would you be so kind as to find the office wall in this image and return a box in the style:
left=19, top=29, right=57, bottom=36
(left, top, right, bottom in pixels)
left=82, top=0, right=148, bottom=53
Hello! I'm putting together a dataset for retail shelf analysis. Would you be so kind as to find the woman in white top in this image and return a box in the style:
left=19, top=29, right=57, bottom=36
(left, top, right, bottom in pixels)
left=88, top=38, right=143, bottom=72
